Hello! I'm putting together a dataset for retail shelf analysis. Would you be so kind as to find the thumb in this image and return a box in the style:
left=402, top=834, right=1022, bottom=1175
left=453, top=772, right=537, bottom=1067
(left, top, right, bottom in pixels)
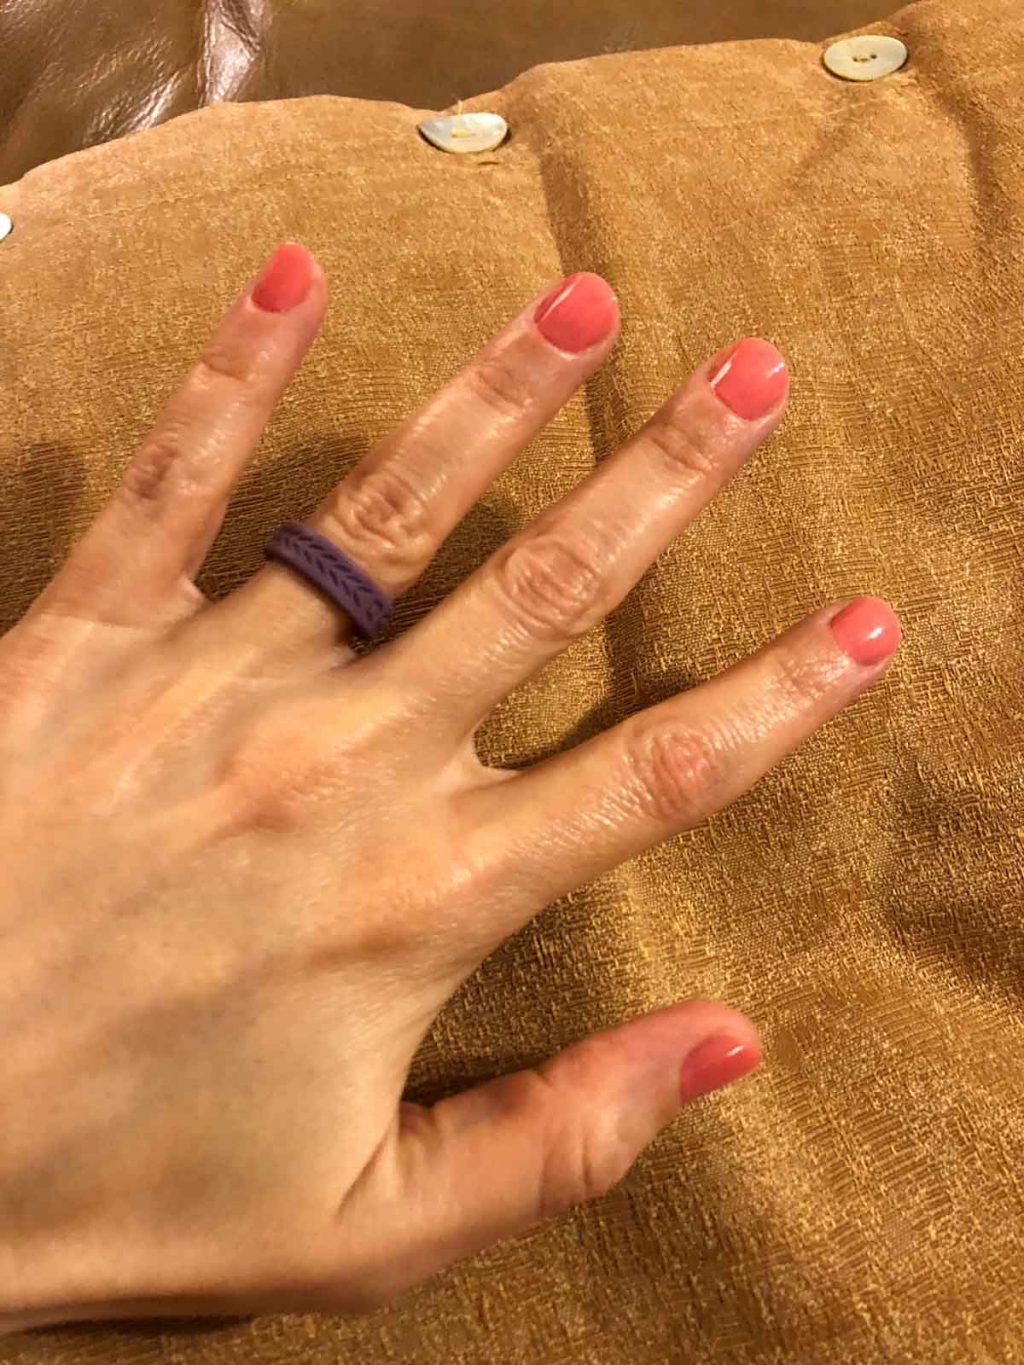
left=369, top=1000, right=760, bottom=1295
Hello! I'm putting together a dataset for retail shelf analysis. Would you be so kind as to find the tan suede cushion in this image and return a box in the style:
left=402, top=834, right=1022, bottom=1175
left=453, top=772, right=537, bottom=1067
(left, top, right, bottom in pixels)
left=2, top=0, right=1023, bottom=1359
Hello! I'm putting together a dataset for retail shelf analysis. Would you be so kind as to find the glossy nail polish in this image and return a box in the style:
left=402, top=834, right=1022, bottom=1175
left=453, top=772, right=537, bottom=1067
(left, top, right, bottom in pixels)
left=709, top=337, right=788, bottom=420
left=251, top=242, right=314, bottom=313
left=534, top=272, right=619, bottom=353
left=679, top=1033, right=761, bottom=1104
left=830, top=596, right=902, bottom=665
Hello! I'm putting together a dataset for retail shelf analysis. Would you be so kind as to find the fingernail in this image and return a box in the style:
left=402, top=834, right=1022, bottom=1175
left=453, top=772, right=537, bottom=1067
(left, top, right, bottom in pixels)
left=829, top=595, right=902, bottom=666
left=251, top=242, right=314, bottom=313
left=679, top=1033, right=760, bottom=1104
left=533, top=272, right=619, bottom=353
left=709, top=337, right=788, bottom=420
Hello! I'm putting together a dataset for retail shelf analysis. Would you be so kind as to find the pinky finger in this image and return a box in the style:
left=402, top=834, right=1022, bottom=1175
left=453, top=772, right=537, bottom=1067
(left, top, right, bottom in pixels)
left=468, top=595, right=902, bottom=925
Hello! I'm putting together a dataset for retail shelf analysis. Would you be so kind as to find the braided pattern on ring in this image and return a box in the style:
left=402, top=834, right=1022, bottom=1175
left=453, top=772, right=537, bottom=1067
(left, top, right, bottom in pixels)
left=263, top=521, right=393, bottom=638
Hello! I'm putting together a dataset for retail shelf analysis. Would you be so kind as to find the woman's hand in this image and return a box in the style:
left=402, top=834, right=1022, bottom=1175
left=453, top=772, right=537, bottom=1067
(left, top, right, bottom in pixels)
left=0, top=244, right=900, bottom=1331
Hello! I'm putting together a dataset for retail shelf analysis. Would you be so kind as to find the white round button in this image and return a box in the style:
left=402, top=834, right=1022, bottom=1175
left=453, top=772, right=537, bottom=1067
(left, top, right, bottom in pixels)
left=0, top=212, right=12, bottom=242
left=823, top=35, right=908, bottom=82
left=418, top=112, right=508, bottom=155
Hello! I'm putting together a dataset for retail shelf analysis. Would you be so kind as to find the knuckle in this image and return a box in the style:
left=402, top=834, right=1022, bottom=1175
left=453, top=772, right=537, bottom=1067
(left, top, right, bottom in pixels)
left=538, top=1131, right=627, bottom=1220
left=767, top=640, right=838, bottom=718
left=642, top=400, right=719, bottom=487
left=220, top=779, right=303, bottom=837
left=119, top=340, right=263, bottom=513
left=215, top=722, right=321, bottom=835
left=193, top=336, right=260, bottom=389
left=464, top=350, right=535, bottom=423
left=490, top=533, right=608, bottom=641
left=326, top=463, right=432, bottom=568
left=120, top=430, right=190, bottom=510
left=528, top=1081, right=632, bottom=1219
left=623, top=718, right=727, bottom=825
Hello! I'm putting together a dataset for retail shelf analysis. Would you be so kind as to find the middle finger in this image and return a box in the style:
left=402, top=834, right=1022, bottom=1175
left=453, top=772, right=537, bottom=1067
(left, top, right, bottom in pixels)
left=383, top=336, right=788, bottom=732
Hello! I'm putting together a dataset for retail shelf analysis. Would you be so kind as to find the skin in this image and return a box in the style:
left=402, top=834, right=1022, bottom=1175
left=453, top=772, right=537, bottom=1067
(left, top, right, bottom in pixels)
left=0, top=247, right=897, bottom=1331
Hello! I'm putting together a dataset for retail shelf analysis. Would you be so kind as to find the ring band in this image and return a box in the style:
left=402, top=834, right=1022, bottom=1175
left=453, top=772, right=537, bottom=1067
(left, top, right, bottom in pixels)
left=263, top=521, right=393, bottom=639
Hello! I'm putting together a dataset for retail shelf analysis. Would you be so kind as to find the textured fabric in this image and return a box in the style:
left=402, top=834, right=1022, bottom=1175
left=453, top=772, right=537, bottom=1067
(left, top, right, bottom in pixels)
left=2, top=0, right=1024, bottom=1359
left=0, top=0, right=898, bottom=183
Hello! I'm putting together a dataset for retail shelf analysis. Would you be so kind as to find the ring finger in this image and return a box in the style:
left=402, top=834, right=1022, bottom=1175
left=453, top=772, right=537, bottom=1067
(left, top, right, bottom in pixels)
left=206, top=265, right=621, bottom=660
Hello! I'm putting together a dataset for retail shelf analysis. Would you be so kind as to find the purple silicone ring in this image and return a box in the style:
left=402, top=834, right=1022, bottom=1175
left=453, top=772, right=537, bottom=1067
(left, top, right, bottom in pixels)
left=263, top=521, right=393, bottom=639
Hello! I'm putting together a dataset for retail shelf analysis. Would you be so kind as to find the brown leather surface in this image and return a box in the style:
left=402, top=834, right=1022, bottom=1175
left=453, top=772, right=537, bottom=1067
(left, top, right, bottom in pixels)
left=0, top=0, right=897, bottom=184
left=3, top=0, right=1024, bottom=1360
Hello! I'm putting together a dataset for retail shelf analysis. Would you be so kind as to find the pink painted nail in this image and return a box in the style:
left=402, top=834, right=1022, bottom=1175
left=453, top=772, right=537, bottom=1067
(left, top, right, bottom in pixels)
left=829, top=596, right=902, bottom=665
left=533, top=272, right=619, bottom=353
left=251, top=242, right=314, bottom=313
left=709, top=337, right=788, bottom=420
left=679, top=1033, right=761, bottom=1104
